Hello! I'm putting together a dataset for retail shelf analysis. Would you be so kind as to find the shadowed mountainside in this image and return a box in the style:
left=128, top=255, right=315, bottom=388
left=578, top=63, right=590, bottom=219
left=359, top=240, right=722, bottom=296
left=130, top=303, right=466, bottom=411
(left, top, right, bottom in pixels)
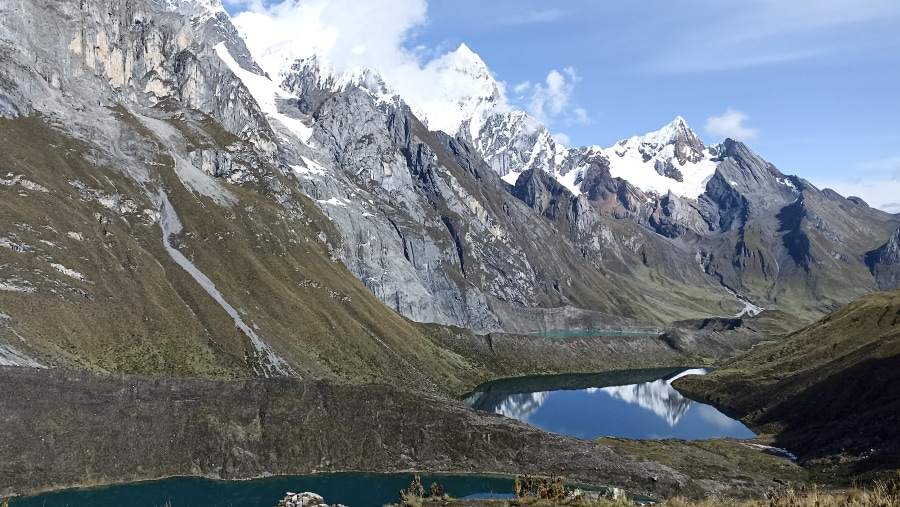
left=674, top=288, right=900, bottom=473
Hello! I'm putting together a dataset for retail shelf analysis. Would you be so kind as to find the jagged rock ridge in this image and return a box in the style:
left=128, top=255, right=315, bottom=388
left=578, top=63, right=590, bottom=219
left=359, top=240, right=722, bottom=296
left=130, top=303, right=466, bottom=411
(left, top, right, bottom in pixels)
left=224, top=1, right=900, bottom=327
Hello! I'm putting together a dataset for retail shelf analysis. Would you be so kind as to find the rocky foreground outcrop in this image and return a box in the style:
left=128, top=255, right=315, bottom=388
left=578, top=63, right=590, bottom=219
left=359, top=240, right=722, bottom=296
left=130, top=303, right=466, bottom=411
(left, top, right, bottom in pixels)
left=277, top=492, right=345, bottom=507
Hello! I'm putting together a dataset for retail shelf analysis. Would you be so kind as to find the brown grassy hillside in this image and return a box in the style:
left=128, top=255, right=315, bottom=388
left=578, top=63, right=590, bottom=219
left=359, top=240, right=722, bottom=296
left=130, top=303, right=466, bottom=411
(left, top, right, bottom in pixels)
left=674, top=289, right=900, bottom=473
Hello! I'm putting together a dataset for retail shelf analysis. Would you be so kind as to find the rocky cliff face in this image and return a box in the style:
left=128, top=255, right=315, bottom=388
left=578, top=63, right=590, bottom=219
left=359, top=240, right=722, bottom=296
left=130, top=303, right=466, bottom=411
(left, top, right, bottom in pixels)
left=867, top=227, right=900, bottom=290
left=0, top=0, right=505, bottom=385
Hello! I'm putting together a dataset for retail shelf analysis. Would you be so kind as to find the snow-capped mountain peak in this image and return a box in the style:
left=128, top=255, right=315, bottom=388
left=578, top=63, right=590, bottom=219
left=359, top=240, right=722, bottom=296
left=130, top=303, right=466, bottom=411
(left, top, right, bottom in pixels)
left=652, top=116, right=699, bottom=144
left=418, top=43, right=506, bottom=138
left=231, top=16, right=504, bottom=138
left=615, top=116, right=706, bottom=165
left=602, top=117, right=717, bottom=199
left=231, top=8, right=716, bottom=201
left=448, top=43, right=486, bottom=69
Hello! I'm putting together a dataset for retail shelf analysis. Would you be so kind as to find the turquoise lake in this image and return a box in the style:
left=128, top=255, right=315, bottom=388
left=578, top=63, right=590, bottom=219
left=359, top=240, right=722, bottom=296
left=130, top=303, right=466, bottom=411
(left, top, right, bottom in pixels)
left=9, top=474, right=515, bottom=507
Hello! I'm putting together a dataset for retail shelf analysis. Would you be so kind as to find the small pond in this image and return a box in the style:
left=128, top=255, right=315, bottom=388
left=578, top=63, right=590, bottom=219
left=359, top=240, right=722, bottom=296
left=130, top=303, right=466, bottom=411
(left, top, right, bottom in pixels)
left=9, top=474, right=515, bottom=507
left=463, top=367, right=754, bottom=440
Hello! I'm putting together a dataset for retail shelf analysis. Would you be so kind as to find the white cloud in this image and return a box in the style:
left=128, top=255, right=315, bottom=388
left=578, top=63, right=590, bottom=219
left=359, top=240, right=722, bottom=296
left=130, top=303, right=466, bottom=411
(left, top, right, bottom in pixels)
left=515, top=67, right=582, bottom=126
left=819, top=178, right=900, bottom=213
left=573, top=107, right=591, bottom=125
left=552, top=132, right=571, bottom=147
left=233, top=0, right=426, bottom=75
left=705, top=108, right=758, bottom=141
left=535, top=69, right=570, bottom=118
left=513, top=81, right=531, bottom=94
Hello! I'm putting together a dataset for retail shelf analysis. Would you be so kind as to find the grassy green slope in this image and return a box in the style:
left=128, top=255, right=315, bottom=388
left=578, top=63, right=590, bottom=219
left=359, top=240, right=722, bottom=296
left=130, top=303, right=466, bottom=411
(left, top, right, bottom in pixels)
left=0, top=114, right=483, bottom=392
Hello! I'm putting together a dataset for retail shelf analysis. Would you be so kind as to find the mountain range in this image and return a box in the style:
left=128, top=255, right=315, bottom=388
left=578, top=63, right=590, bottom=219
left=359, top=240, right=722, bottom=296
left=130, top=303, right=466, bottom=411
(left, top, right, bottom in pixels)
left=0, top=0, right=898, bottom=382
left=234, top=11, right=900, bottom=330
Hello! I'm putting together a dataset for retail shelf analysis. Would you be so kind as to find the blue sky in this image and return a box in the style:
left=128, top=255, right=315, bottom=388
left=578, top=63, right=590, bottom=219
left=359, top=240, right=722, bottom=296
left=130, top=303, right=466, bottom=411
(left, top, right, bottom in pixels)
left=223, top=0, right=900, bottom=212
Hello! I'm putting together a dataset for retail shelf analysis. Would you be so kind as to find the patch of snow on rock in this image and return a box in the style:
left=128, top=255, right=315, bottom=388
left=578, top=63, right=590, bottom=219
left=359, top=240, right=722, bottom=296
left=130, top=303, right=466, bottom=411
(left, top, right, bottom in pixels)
left=0, top=278, right=35, bottom=293
left=157, top=191, right=296, bottom=378
left=316, top=197, right=347, bottom=207
left=51, top=263, right=87, bottom=282
left=214, top=42, right=314, bottom=144
left=1, top=173, right=49, bottom=193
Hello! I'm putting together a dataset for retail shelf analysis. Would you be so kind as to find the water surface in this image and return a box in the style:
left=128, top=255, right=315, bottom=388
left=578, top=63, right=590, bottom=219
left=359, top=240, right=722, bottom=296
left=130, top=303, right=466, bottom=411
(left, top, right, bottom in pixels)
left=9, top=474, right=514, bottom=507
left=464, top=368, right=754, bottom=440
left=534, top=330, right=660, bottom=339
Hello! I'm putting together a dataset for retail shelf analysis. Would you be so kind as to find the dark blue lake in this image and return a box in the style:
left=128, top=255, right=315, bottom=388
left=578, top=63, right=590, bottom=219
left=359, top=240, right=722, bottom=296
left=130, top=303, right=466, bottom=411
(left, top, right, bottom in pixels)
left=9, top=474, right=515, bottom=507
left=463, top=368, right=754, bottom=440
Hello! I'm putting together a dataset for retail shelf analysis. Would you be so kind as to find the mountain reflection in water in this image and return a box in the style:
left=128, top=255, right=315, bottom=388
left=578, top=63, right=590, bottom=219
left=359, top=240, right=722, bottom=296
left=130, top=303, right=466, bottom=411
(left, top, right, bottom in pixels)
left=465, top=368, right=754, bottom=440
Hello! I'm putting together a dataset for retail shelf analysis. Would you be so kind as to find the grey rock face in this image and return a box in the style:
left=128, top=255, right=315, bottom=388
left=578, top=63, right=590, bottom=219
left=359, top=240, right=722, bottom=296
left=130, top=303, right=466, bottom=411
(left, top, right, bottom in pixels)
left=290, top=79, right=660, bottom=329
left=0, top=0, right=275, bottom=154
left=866, top=228, right=900, bottom=290
left=870, top=228, right=900, bottom=264
left=285, top=83, right=502, bottom=330
left=0, top=0, right=421, bottom=379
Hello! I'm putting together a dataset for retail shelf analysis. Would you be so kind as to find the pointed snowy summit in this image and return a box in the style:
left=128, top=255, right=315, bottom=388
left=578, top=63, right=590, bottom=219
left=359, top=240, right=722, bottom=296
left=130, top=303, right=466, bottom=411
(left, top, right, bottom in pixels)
left=660, top=116, right=701, bottom=144
left=432, top=43, right=500, bottom=101
left=451, top=43, right=485, bottom=67
left=628, top=116, right=705, bottom=164
left=602, top=117, right=718, bottom=199
left=418, top=43, right=506, bottom=136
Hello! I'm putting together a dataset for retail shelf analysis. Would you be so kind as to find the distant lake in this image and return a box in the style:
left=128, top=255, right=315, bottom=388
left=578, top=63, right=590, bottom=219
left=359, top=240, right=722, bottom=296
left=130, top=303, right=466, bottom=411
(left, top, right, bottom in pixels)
left=9, top=474, right=515, bottom=507
left=463, top=368, right=754, bottom=441
left=534, top=330, right=660, bottom=339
